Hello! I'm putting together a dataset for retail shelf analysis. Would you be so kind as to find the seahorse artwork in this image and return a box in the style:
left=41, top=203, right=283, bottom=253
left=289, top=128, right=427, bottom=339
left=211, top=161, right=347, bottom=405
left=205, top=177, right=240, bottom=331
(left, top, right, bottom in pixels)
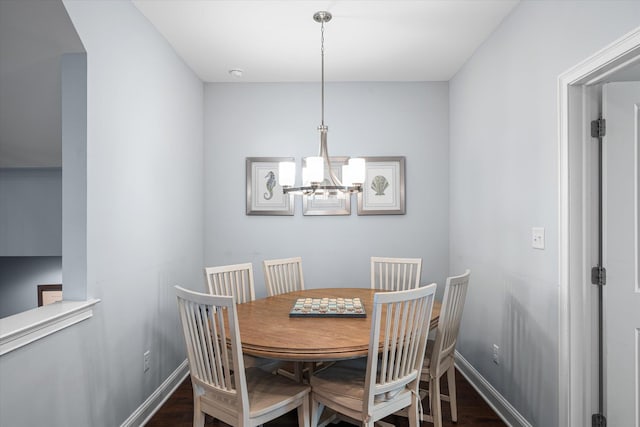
left=264, top=171, right=276, bottom=200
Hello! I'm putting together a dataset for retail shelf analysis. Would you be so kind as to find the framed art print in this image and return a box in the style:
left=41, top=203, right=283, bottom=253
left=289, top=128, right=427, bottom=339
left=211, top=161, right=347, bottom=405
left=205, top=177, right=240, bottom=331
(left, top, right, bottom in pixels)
left=246, top=157, right=294, bottom=215
left=357, top=156, right=405, bottom=215
left=303, top=156, right=351, bottom=216
left=37, top=284, right=62, bottom=307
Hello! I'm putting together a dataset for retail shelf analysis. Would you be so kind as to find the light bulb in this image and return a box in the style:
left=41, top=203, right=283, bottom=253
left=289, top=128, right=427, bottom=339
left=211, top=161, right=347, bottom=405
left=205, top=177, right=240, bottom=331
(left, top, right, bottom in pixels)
left=306, top=157, right=324, bottom=183
left=278, top=161, right=295, bottom=187
left=349, top=158, right=365, bottom=185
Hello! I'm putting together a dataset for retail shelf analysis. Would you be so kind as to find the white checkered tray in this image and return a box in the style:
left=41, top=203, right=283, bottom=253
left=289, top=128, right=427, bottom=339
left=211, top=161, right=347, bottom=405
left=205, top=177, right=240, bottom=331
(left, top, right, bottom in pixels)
left=289, top=297, right=366, bottom=318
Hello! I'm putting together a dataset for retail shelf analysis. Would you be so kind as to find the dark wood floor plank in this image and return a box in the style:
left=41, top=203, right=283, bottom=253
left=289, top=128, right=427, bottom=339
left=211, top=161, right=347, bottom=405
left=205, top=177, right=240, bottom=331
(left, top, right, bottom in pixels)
left=146, top=368, right=506, bottom=427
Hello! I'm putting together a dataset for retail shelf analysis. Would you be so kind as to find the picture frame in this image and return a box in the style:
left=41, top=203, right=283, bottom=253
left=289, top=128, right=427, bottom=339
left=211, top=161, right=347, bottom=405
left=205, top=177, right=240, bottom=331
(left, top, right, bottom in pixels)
left=37, top=284, right=62, bottom=307
left=246, top=157, right=294, bottom=215
left=357, top=156, right=406, bottom=215
left=303, top=156, right=351, bottom=216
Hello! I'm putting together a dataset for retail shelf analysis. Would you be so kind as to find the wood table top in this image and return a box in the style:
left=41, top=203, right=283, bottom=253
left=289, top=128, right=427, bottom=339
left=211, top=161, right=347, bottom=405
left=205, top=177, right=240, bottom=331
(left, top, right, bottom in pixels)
left=235, top=287, right=441, bottom=362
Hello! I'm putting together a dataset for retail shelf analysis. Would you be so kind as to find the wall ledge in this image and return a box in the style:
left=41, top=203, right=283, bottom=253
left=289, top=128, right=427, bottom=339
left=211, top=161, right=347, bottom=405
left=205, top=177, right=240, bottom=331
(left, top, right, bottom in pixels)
left=0, top=299, right=100, bottom=356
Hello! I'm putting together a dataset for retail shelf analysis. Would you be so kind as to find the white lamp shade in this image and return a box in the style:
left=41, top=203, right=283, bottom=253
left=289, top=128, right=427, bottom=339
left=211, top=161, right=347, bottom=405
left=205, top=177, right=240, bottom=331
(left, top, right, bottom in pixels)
left=341, top=164, right=353, bottom=186
left=348, top=158, right=365, bottom=185
left=306, top=156, right=324, bottom=183
left=278, top=161, right=296, bottom=187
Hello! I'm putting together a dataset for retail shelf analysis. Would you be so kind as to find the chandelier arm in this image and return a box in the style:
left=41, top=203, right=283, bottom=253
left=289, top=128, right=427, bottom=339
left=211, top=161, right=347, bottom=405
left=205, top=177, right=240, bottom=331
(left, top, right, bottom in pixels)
left=283, top=184, right=361, bottom=195
left=319, top=129, right=343, bottom=187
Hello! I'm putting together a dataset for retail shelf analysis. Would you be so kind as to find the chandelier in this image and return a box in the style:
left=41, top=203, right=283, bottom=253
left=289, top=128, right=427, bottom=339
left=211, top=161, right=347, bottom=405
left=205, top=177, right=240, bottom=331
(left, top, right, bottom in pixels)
left=279, top=11, right=365, bottom=195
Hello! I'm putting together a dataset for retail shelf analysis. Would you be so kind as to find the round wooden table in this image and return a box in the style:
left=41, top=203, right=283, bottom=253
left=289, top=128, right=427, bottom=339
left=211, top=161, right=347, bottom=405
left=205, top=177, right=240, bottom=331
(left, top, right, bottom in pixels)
left=234, top=287, right=441, bottom=362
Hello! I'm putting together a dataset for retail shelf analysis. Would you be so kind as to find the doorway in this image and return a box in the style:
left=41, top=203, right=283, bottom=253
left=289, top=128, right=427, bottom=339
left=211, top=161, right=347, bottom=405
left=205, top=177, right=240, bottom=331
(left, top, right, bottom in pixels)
left=559, top=27, right=640, bottom=427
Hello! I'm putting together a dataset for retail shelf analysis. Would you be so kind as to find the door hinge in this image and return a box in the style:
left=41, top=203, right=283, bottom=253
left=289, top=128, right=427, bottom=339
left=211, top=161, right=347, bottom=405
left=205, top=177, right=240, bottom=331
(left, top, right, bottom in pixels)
left=592, top=413, right=607, bottom=427
left=591, top=266, right=606, bottom=286
left=591, top=118, right=606, bottom=138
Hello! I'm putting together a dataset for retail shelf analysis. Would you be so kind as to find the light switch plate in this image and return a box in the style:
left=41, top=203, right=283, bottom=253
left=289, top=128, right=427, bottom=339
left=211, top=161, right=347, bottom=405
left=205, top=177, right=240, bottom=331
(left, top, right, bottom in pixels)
left=532, top=227, right=545, bottom=249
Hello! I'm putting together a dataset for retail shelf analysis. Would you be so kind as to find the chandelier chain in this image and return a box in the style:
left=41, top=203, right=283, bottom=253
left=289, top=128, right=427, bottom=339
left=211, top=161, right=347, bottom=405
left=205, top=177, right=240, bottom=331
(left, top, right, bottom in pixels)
left=320, top=19, right=325, bottom=127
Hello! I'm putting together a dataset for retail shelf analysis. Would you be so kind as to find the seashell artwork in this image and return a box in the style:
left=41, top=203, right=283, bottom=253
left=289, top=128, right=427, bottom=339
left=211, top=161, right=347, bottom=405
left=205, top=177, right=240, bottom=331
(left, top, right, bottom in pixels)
left=371, top=175, right=390, bottom=196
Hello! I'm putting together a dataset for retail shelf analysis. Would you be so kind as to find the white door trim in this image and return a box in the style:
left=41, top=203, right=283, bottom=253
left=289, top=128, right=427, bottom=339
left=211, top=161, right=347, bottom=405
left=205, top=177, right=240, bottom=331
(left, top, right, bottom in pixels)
left=558, top=26, right=640, bottom=427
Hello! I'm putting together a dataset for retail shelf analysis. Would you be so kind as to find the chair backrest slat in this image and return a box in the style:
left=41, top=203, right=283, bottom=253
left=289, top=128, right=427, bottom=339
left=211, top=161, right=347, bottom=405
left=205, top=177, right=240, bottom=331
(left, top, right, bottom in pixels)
left=263, top=257, right=305, bottom=296
left=371, top=257, right=422, bottom=291
left=205, top=263, right=256, bottom=303
left=364, top=284, right=436, bottom=412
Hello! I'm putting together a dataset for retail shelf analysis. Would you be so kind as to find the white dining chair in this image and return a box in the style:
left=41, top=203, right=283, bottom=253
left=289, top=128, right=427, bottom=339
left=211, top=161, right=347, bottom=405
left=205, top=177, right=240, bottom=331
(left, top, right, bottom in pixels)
left=263, top=257, right=305, bottom=296
left=262, top=257, right=326, bottom=380
left=370, top=257, right=422, bottom=291
left=422, top=269, right=471, bottom=427
left=175, top=286, right=310, bottom=427
left=309, top=283, right=437, bottom=427
left=204, top=262, right=277, bottom=370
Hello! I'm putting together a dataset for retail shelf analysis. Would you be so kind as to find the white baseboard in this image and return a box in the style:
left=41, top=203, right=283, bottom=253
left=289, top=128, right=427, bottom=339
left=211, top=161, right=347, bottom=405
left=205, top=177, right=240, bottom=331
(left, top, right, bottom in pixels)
left=121, top=359, right=190, bottom=427
left=454, top=351, right=532, bottom=427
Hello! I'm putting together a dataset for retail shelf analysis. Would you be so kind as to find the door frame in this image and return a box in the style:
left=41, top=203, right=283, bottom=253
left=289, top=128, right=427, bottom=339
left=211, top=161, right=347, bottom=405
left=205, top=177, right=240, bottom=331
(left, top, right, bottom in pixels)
left=559, top=26, right=640, bottom=427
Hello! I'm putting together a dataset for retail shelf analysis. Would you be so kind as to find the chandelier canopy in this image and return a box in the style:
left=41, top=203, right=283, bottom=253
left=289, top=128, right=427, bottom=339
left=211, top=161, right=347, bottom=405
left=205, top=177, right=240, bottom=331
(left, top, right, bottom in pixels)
left=279, top=11, right=365, bottom=195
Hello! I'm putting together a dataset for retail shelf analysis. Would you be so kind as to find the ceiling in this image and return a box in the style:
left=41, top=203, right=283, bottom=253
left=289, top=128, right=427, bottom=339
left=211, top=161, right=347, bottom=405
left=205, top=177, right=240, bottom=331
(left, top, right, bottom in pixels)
left=4, top=0, right=639, bottom=168
left=132, top=0, right=520, bottom=82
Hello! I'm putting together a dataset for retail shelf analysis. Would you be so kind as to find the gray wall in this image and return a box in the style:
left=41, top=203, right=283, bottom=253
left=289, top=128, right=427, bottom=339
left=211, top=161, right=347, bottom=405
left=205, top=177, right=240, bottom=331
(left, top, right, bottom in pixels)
left=449, top=1, right=640, bottom=426
left=61, top=52, right=87, bottom=301
left=0, top=1, right=204, bottom=426
left=0, top=256, right=62, bottom=318
left=2, top=1, right=638, bottom=426
left=0, top=168, right=62, bottom=256
left=204, top=82, right=450, bottom=299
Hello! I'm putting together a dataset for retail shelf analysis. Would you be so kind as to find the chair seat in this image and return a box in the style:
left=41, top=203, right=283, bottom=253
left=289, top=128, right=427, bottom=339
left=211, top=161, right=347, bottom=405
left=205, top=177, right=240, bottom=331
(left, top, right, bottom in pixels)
left=310, top=359, right=410, bottom=412
left=421, top=339, right=434, bottom=371
left=244, top=367, right=310, bottom=418
left=421, top=338, right=455, bottom=379
left=197, top=366, right=310, bottom=423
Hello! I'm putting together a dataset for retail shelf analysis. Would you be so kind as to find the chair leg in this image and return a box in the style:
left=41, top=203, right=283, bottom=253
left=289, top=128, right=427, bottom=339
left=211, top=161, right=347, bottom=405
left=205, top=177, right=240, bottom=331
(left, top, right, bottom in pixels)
left=428, top=380, right=433, bottom=418
left=407, top=393, right=420, bottom=427
left=446, top=366, right=458, bottom=422
left=310, top=397, right=324, bottom=427
left=431, top=377, right=443, bottom=427
left=298, top=396, right=310, bottom=427
left=192, top=398, right=205, bottom=427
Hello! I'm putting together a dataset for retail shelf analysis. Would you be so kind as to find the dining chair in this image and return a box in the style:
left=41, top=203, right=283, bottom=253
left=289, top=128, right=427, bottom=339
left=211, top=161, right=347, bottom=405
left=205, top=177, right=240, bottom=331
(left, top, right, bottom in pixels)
left=370, top=257, right=422, bottom=291
left=263, top=257, right=305, bottom=297
left=175, top=286, right=311, bottom=427
left=309, top=283, right=437, bottom=427
left=204, top=263, right=277, bottom=370
left=205, top=262, right=255, bottom=303
left=418, top=269, right=471, bottom=427
left=263, top=257, right=324, bottom=380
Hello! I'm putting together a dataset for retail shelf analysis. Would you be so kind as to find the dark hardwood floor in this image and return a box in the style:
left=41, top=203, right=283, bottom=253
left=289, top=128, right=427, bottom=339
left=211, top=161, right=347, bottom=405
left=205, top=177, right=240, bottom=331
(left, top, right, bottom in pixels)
left=146, top=368, right=506, bottom=426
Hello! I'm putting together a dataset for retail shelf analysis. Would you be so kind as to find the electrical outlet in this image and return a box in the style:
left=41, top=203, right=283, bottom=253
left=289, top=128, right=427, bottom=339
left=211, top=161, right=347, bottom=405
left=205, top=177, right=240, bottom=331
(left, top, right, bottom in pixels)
left=144, top=350, right=151, bottom=373
left=492, top=344, right=500, bottom=364
left=532, top=227, right=545, bottom=249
